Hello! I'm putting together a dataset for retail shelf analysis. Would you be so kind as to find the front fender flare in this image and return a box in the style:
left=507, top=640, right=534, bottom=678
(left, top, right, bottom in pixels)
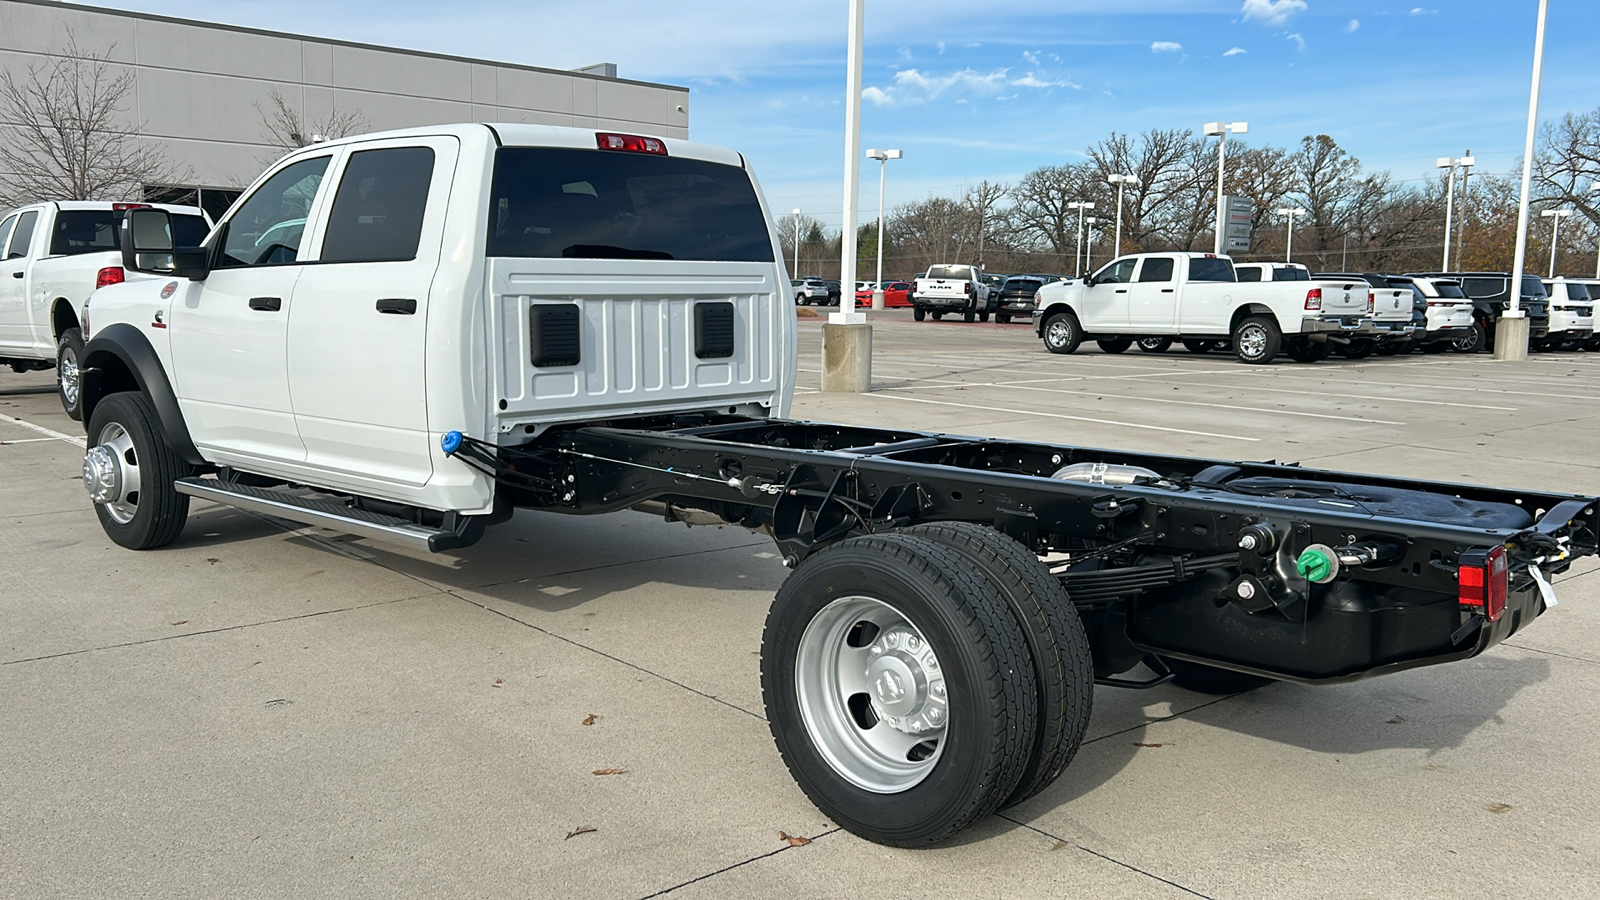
left=80, top=323, right=204, bottom=465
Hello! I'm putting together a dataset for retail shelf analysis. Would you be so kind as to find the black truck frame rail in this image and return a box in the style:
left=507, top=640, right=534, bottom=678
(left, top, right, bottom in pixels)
left=450, top=414, right=1598, bottom=686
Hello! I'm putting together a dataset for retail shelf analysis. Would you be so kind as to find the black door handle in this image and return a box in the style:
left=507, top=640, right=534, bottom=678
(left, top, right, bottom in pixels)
left=1161, top=288, right=1175, bottom=293
left=376, top=298, right=417, bottom=315
left=248, top=297, right=281, bottom=311
left=10, top=271, right=21, bottom=278
left=1114, top=288, right=1128, bottom=293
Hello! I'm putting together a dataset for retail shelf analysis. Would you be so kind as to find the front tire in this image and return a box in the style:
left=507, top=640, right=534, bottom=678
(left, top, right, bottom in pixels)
left=1233, top=316, right=1282, bottom=364
left=56, top=327, right=85, bottom=421
left=83, top=392, right=191, bottom=550
left=1182, top=339, right=1215, bottom=354
left=1137, top=337, right=1172, bottom=354
left=1096, top=339, right=1132, bottom=354
left=761, top=534, right=1039, bottom=847
left=996, top=313, right=1012, bottom=324
left=1042, top=312, right=1082, bottom=354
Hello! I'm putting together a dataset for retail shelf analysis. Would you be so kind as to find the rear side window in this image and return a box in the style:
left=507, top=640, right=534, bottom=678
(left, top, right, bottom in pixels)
left=1273, top=267, right=1309, bottom=281
left=1568, top=283, right=1591, bottom=301
left=1137, top=258, right=1174, bottom=282
left=1189, top=257, right=1234, bottom=282
left=1460, top=277, right=1502, bottom=298
left=1520, top=275, right=1547, bottom=299
left=488, top=148, right=774, bottom=262
left=48, top=210, right=211, bottom=256
left=1435, top=284, right=1467, bottom=299
left=7, top=210, right=39, bottom=259
left=322, top=147, right=436, bottom=263
left=1235, top=267, right=1261, bottom=282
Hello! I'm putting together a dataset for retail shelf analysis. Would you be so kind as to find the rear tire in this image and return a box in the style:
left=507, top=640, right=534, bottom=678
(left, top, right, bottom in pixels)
left=904, top=523, right=1092, bottom=807
left=1337, top=339, right=1376, bottom=359
left=978, top=311, right=990, bottom=323
left=996, top=313, right=1012, bottom=324
left=1096, top=339, right=1132, bottom=354
left=1136, top=337, right=1172, bottom=354
left=1165, top=658, right=1273, bottom=695
left=1374, top=341, right=1406, bottom=356
left=932, top=311, right=945, bottom=321
left=1233, top=316, right=1282, bottom=364
left=83, top=392, right=191, bottom=550
left=1182, top=339, right=1215, bottom=354
left=56, top=326, right=85, bottom=421
left=1042, top=312, right=1082, bottom=355
left=963, top=309, right=976, bottom=323
left=761, top=534, right=1039, bottom=847
left=913, top=308, right=926, bottom=322
left=1285, top=339, right=1332, bottom=363
left=1453, top=321, right=1486, bottom=353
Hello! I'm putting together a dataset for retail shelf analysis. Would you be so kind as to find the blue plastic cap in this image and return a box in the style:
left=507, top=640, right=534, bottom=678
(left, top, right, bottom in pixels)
left=441, top=431, right=463, bottom=454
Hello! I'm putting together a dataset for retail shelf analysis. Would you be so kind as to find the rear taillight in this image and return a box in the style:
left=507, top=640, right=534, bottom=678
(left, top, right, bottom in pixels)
left=96, top=266, right=124, bottom=289
left=595, top=132, right=668, bottom=155
left=1365, top=290, right=1375, bottom=314
left=1304, top=288, right=1322, bottom=310
left=1458, top=545, right=1509, bottom=623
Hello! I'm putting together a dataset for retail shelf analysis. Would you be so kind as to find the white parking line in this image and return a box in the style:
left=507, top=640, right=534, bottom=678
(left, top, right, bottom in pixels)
left=1171, top=380, right=1519, bottom=411
left=4, top=416, right=85, bottom=448
left=866, top=392, right=1260, bottom=441
left=1257, top=373, right=1595, bottom=401
left=996, top=384, right=1406, bottom=425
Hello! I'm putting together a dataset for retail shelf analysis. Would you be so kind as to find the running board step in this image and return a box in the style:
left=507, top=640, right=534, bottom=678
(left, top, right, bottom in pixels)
left=174, top=477, right=464, bottom=552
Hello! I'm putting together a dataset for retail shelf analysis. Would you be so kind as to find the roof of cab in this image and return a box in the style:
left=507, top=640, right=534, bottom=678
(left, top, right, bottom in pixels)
left=295, top=122, right=744, bottom=169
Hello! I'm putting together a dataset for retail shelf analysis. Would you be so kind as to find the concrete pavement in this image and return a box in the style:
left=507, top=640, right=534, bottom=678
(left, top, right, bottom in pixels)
left=2, top=314, right=1597, bottom=898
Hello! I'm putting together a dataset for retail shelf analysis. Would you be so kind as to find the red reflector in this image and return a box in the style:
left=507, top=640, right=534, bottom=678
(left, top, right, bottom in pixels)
left=96, top=266, right=125, bottom=289
left=1304, top=288, right=1322, bottom=310
left=1459, top=545, right=1509, bottom=623
left=112, top=203, right=152, bottom=211
left=595, top=132, right=668, bottom=155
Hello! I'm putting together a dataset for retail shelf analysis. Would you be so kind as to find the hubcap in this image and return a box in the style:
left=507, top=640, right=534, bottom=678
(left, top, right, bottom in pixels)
left=84, top=422, right=141, bottom=524
left=1045, top=319, right=1072, bottom=348
left=59, top=348, right=80, bottom=407
left=796, top=596, right=948, bottom=793
left=1239, top=325, right=1267, bottom=359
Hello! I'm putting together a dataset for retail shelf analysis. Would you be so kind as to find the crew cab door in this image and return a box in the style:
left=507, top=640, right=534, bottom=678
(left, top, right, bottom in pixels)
left=287, top=137, right=457, bottom=490
left=1080, top=257, right=1136, bottom=331
left=170, top=153, right=336, bottom=465
left=1126, top=255, right=1177, bottom=330
left=0, top=209, right=39, bottom=352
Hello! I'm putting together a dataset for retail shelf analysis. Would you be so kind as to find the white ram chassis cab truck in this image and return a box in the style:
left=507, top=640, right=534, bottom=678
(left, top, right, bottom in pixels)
left=1033, top=252, right=1389, bottom=364
left=76, top=123, right=1598, bottom=849
left=0, top=201, right=209, bottom=418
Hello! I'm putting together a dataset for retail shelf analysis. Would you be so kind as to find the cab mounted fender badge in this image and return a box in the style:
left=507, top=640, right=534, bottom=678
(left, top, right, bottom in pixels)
left=151, top=309, right=166, bottom=329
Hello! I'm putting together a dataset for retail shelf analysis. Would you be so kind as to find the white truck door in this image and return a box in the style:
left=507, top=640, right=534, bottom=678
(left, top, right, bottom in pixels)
left=1080, top=257, right=1136, bottom=331
left=287, top=137, right=458, bottom=490
left=170, top=154, right=336, bottom=465
left=0, top=210, right=39, bottom=352
left=1126, top=255, right=1177, bottom=330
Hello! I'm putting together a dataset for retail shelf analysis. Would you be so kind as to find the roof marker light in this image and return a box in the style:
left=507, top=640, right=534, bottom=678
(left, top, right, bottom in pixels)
left=596, top=133, right=668, bottom=156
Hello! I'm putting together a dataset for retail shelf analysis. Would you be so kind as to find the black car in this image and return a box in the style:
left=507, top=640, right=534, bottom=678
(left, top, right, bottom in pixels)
left=992, top=275, right=1051, bottom=324
left=822, top=280, right=842, bottom=305
left=1406, top=271, right=1550, bottom=352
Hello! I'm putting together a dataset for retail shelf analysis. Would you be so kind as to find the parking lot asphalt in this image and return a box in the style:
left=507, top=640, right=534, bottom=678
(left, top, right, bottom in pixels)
left=3, top=311, right=1598, bottom=899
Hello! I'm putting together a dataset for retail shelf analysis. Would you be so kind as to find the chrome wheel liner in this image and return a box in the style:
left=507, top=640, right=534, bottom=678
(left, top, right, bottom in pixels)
left=85, top=421, right=142, bottom=524
left=1238, top=324, right=1268, bottom=359
left=796, top=595, right=948, bottom=793
left=58, top=346, right=80, bottom=407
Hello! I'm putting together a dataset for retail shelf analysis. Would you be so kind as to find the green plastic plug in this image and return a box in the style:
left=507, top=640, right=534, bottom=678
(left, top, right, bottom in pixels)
left=1297, top=547, right=1333, bottom=583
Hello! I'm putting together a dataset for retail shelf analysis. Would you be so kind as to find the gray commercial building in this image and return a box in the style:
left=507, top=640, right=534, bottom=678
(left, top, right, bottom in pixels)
left=0, top=0, right=690, bottom=217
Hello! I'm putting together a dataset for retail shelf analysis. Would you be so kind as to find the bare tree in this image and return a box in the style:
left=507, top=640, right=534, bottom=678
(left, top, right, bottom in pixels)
left=0, top=32, right=187, bottom=205
left=255, top=90, right=368, bottom=157
left=963, top=179, right=1007, bottom=268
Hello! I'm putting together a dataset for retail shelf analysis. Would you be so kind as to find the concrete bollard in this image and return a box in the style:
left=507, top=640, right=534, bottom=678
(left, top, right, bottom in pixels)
left=1492, top=316, right=1530, bottom=361
left=821, top=323, right=873, bottom=392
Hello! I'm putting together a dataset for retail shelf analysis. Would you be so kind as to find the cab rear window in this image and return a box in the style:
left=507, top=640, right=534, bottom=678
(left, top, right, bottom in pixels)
left=486, top=148, right=773, bottom=262
left=1189, top=258, right=1235, bottom=282
left=51, top=209, right=209, bottom=256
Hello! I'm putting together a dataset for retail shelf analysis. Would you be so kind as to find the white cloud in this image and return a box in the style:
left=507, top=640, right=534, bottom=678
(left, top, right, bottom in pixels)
left=1240, top=0, right=1308, bottom=26
left=862, top=67, right=1018, bottom=106
left=1021, top=50, right=1040, bottom=66
left=1151, top=41, right=1183, bottom=53
left=862, top=86, right=891, bottom=106
left=1012, top=73, right=1081, bottom=89
left=1345, top=18, right=1360, bottom=32
left=1411, top=7, right=1438, bottom=14
left=1223, top=46, right=1247, bottom=56
left=1287, top=32, right=1306, bottom=51
left=936, top=41, right=946, bottom=54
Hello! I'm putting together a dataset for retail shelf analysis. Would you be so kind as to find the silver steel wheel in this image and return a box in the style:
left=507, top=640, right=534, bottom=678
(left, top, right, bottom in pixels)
left=1237, top=323, right=1268, bottom=360
left=1044, top=318, right=1074, bottom=349
left=84, top=422, right=142, bottom=525
left=796, top=595, right=948, bottom=793
left=58, top=348, right=80, bottom=408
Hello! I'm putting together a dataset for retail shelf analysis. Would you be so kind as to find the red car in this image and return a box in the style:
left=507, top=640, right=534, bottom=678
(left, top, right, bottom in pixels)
left=854, top=281, right=913, bottom=307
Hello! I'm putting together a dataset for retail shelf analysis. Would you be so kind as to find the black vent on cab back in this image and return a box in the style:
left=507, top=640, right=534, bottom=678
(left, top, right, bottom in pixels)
left=530, top=304, right=581, bottom=367
left=695, top=302, right=735, bottom=359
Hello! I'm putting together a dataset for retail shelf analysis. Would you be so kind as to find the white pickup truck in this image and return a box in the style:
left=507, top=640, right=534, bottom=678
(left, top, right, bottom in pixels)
left=1033, top=252, right=1384, bottom=364
left=912, top=264, right=992, bottom=322
left=0, top=200, right=210, bottom=418
left=75, top=123, right=1598, bottom=850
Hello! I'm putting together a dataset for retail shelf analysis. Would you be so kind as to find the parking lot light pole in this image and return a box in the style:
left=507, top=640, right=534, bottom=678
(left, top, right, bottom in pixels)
left=1067, top=201, right=1094, bottom=276
left=1274, top=207, right=1305, bottom=262
left=1592, top=184, right=1600, bottom=278
left=1084, top=216, right=1101, bottom=272
left=1107, top=173, right=1136, bottom=257
left=1496, top=0, right=1547, bottom=362
left=1542, top=208, right=1572, bottom=277
left=822, top=0, right=871, bottom=392
left=1437, top=155, right=1474, bottom=270
left=866, top=148, right=901, bottom=310
left=791, top=208, right=801, bottom=280
left=1203, top=121, right=1247, bottom=255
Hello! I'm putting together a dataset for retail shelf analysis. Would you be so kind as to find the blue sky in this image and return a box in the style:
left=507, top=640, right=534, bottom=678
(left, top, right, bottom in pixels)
left=101, top=0, right=1600, bottom=231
